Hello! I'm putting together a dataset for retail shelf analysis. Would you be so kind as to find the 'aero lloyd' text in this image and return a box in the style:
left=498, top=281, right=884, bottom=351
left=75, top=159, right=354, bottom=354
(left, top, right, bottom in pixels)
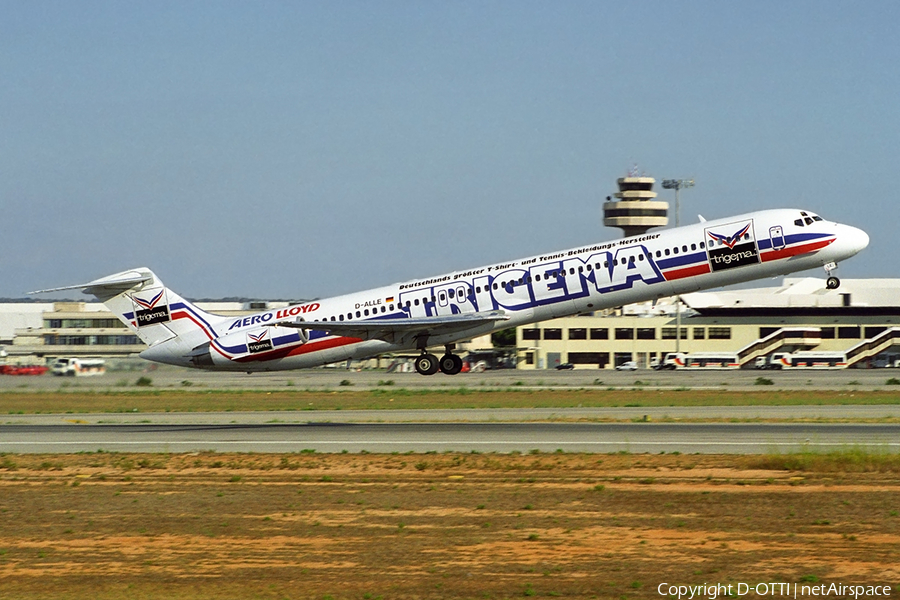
left=227, top=303, right=320, bottom=331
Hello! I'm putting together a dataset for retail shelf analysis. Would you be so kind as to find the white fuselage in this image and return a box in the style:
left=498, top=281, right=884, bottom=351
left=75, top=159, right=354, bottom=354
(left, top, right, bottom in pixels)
left=141, top=208, right=868, bottom=371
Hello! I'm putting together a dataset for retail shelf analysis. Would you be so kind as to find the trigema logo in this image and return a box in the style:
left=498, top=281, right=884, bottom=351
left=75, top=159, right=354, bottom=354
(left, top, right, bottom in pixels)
left=131, top=289, right=171, bottom=327
left=247, top=331, right=273, bottom=354
left=704, top=220, right=760, bottom=272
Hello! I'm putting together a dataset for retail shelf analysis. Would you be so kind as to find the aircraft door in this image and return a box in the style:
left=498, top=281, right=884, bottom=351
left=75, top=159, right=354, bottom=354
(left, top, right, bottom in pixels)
left=769, top=226, right=785, bottom=250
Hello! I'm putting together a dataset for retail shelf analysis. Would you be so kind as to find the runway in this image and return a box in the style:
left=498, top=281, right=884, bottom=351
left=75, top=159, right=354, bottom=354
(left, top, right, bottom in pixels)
left=3, top=422, right=899, bottom=454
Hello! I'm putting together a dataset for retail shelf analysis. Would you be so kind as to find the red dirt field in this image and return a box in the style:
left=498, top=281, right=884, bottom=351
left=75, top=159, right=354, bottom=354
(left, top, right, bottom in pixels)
left=0, top=452, right=898, bottom=599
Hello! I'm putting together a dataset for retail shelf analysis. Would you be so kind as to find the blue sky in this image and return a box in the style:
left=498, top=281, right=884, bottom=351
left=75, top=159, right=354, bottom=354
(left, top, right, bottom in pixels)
left=3, top=1, right=898, bottom=299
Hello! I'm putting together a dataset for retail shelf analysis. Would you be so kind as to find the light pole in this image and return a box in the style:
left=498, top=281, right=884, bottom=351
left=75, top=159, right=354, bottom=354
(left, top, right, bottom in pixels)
left=661, top=179, right=695, bottom=353
left=661, top=179, right=694, bottom=227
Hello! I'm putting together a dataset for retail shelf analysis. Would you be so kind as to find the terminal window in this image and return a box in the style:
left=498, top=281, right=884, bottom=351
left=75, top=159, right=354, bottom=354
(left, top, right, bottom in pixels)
left=522, top=329, right=540, bottom=341
left=708, top=327, right=732, bottom=340
left=589, top=328, right=609, bottom=340
left=661, top=327, right=688, bottom=340
left=615, top=328, right=634, bottom=340
left=568, top=328, right=587, bottom=340
left=693, top=327, right=705, bottom=340
left=838, top=326, right=861, bottom=339
left=636, top=328, right=655, bottom=340
left=543, top=329, right=563, bottom=340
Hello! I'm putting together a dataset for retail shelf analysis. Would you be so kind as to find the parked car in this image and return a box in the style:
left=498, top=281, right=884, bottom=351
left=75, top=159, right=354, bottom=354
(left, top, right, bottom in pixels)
left=615, top=361, right=638, bottom=371
left=555, top=363, right=575, bottom=370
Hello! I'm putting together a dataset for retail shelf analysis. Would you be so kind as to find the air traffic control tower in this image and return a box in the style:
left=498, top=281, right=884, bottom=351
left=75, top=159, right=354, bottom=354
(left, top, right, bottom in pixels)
left=602, top=172, right=669, bottom=237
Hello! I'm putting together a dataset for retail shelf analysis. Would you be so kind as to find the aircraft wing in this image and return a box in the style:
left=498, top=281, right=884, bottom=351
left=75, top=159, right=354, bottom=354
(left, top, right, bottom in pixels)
left=268, top=310, right=510, bottom=345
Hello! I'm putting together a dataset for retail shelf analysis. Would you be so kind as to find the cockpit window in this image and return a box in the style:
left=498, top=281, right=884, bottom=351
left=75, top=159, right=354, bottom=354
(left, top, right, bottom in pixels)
left=794, top=219, right=804, bottom=227
left=812, top=215, right=823, bottom=221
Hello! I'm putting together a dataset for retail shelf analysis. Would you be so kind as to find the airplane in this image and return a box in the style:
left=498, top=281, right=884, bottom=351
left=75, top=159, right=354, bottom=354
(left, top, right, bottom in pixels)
left=32, top=208, right=868, bottom=376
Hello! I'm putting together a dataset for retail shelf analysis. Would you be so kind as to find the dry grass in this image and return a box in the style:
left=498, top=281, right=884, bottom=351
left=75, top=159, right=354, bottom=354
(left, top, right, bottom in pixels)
left=1, top=451, right=899, bottom=599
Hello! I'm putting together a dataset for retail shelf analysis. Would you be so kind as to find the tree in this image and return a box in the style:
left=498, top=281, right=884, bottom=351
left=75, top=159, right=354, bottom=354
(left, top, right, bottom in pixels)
left=491, top=327, right=517, bottom=348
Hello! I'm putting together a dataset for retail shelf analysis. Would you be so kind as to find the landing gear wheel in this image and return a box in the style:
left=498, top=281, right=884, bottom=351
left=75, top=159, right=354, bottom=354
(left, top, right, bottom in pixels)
left=826, top=276, right=840, bottom=290
left=439, top=354, right=463, bottom=375
left=415, top=353, right=440, bottom=376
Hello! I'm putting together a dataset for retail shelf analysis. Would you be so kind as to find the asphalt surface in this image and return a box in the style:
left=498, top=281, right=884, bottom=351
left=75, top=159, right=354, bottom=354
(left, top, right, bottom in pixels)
left=2, top=422, right=898, bottom=454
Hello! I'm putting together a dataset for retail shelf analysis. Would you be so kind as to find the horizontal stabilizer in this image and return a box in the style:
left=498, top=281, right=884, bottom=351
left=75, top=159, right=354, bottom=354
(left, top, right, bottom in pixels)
left=30, top=269, right=154, bottom=301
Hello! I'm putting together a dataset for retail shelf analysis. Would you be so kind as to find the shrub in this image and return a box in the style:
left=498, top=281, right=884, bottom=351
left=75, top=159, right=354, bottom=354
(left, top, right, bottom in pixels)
left=135, top=377, right=152, bottom=387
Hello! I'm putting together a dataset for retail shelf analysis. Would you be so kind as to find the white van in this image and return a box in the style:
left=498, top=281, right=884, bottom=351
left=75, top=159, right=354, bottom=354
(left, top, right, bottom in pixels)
left=51, top=358, right=106, bottom=377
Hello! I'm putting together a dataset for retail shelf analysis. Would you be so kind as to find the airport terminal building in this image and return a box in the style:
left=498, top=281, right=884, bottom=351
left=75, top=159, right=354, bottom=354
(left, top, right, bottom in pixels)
left=515, top=277, right=900, bottom=370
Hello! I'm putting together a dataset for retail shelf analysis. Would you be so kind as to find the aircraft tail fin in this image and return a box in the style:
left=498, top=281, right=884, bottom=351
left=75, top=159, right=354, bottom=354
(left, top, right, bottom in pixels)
left=31, top=268, right=230, bottom=348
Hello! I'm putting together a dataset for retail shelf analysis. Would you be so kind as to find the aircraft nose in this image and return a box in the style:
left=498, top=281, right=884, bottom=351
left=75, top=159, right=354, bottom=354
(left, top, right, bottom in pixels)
left=844, top=224, right=869, bottom=255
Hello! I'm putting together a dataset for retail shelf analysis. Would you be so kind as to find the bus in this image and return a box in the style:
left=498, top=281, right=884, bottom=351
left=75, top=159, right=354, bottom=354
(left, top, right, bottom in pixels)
left=661, top=352, right=740, bottom=370
left=767, top=351, right=847, bottom=369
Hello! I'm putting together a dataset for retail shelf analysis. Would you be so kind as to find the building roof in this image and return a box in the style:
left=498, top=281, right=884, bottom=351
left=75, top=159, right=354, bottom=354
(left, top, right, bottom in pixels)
left=682, top=278, right=900, bottom=317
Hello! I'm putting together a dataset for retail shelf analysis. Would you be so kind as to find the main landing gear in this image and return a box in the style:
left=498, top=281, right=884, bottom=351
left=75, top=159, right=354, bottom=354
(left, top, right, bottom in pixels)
left=824, top=261, right=840, bottom=290
left=415, top=345, right=463, bottom=376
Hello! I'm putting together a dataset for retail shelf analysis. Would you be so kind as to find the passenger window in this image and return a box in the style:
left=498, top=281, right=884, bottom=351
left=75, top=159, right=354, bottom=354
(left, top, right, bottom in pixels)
left=534, top=275, right=541, bottom=281
left=414, top=299, right=419, bottom=306
left=577, top=267, right=583, bottom=273
left=356, top=311, right=361, bottom=318
left=448, top=289, right=454, bottom=298
left=673, top=247, right=679, bottom=255
left=691, top=243, right=696, bottom=251
left=381, top=306, right=386, bottom=313
left=603, top=261, right=609, bottom=268
left=664, top=249, right=670, bottom=256
left=682, top=245, right=687, bottom=252
left=331, top=316, right=336, bottom=321
left=699, top=241, right=705, bottom=249
left=339, top=315, right=344, bottom=321
left=621, top=257, right=627, bottom=265
left=440, top=292, right=446, bottom=301
left=656, top=250, right=661, bottom=258
left=493, top=283, right=498, bottom=290
left=364, top=309, right=369, bottom=316
left=638, top=254, right=644, bottom=261
left=569, top=268, right=575, bottom=275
